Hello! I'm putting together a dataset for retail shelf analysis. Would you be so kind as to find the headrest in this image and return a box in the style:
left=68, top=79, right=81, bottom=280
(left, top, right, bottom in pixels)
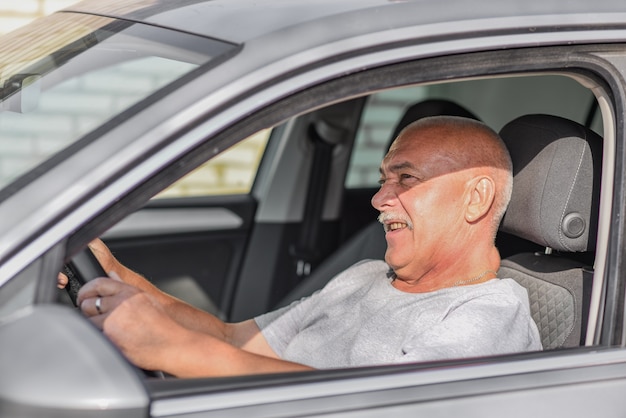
left=499, top=114, right=602, bottom=252
left=387, top=99, right=479, bottom=151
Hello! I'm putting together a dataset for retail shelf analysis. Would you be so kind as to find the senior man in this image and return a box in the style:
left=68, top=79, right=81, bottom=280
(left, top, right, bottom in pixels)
left=76, top=116, right=542, bottom=377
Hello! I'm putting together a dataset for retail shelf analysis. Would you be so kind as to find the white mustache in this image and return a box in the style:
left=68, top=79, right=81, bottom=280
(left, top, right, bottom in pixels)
left=377, top=212, right=413, bottom=230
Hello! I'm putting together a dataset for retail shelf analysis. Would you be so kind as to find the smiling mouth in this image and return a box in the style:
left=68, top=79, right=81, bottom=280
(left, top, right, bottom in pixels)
left=385, top=222, right=408, bottom=233
left=378, top=213, right=412, bottom=233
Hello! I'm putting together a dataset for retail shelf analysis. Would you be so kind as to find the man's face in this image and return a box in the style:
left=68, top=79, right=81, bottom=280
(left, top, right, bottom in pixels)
left=371, top=128, right=472, bottom=280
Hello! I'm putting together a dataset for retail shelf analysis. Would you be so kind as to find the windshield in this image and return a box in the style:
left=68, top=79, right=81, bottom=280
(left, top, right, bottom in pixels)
left=0, top=12, right=235, bottom=198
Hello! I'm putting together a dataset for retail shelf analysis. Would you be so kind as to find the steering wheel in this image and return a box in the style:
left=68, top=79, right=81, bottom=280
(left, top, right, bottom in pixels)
left=63, top=247, right=167, bottom=379
left=63, top=247, right=107, bottom=306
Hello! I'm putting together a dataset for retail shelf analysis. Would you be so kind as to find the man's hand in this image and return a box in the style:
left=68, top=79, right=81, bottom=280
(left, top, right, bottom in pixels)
left=77, top=274, right=181, bottom=372
left=57, top=272, right=68, bottom=289
left=57, top=239, right=117, bottom=290
left=86, top=239, right=121, bottom=276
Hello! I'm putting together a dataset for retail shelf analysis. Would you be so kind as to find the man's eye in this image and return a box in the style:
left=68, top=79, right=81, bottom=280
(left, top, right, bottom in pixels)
left=378, top=178, right=386, bottom=186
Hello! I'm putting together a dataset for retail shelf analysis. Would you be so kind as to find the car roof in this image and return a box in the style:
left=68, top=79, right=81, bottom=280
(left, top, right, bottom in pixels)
left=65, top=0, right=626, bottom=44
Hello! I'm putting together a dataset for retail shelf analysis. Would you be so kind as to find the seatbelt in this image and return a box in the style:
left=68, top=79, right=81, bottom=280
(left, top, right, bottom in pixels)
left=290, top=120, right=344, bottom=277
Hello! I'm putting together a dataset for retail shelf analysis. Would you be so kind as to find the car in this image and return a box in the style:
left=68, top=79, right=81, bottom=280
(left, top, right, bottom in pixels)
left=2, top=0, right=626, bottom=416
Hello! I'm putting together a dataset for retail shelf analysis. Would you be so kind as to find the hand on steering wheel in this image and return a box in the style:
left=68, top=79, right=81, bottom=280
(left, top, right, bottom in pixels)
left=63, top=247, right=109, bottom=306
left=62, top=244, right=167, bottom=379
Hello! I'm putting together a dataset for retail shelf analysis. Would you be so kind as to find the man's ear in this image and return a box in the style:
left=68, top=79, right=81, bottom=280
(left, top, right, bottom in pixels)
left=465, top=176, right=495, bottom=223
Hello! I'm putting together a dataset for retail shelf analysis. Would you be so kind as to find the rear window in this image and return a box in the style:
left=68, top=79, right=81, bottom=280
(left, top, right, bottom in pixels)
left=346, top=75, right=601, bottom=188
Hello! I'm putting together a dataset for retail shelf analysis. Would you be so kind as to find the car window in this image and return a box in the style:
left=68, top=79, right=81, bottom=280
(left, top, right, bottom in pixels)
left=153, top=129, right=271, bottom=199
left=0, top=12, right=235, bottom=200
left=346, top=75, right=600, bottom=188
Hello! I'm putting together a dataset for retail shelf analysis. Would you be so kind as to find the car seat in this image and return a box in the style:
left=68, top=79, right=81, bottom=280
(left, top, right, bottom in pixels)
left=497, top=114, right=602, bottom=349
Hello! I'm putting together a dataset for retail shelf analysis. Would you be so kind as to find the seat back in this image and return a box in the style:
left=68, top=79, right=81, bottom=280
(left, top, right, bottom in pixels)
left=498, top=114, right=602, bottom=348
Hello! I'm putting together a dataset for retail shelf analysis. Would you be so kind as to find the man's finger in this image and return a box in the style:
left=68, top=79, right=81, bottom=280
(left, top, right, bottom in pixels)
left=76, top=277, right=124, bottom=305
left=109, top=270, right=123, bottom=282
left=87, top=311, right=106, bottom=330
left=80, top=295, right=105, bottom=317
left=57, top=272, right=68, bottom=289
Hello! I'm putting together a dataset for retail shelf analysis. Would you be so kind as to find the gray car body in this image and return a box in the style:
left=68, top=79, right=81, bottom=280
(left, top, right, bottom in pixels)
left=2, top=0, right=626, bottom=417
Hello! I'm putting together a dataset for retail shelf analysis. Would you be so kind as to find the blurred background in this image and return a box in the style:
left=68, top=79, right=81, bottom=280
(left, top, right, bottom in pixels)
left=0, top=0, right=269, bottom=198
left=0, top=1, right=79, bottom=35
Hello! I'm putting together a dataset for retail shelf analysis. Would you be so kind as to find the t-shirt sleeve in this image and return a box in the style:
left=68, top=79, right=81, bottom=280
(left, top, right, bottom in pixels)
left=399, top=289, right=541, bottom=363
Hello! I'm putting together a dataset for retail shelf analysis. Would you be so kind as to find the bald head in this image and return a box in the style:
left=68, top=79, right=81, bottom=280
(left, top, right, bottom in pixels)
left=388, top=116, right=513, bottom=234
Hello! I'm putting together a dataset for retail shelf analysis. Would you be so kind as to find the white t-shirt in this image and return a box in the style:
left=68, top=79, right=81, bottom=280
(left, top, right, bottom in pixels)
left=255, top=260, right=542, bottom=368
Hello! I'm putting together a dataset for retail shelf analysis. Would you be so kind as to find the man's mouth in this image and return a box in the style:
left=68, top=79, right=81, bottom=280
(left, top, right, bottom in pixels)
left=378, top=213, right=412, bottom=233
left=385, top=222, right=408, bottom=232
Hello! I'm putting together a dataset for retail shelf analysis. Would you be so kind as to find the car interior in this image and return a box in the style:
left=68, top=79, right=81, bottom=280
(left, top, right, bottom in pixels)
left=0, top=14, right=609, bottom=366
left=36, top=57, right=611, bottom=388
left=76, top=71, right=606, bottom=361
left=269, top=104, right=602, bottom=351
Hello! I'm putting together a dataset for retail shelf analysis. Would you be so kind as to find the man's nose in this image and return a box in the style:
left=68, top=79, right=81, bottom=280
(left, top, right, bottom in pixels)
left=371, top=183, right=395, bottom=210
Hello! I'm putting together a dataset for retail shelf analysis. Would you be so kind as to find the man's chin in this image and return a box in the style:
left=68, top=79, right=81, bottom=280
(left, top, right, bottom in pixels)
left=384, top=253, right=403, bottom=272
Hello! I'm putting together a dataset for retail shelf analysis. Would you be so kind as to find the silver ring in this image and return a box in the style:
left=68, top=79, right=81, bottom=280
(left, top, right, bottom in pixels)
left=95, top=297, right=103, bottom=315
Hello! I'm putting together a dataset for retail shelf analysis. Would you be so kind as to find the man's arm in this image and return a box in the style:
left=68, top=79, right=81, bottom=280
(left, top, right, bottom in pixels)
left=77, top=274, right=313, bottom=377
left=85, top=239, right=292, bottom=368
left=158, top=322, right=314, bottom=377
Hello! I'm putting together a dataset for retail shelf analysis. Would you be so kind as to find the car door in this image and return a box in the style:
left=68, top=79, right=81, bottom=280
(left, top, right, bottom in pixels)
left=145, top=348, right=626, bottom=417
left=139, top=43, right=625, bottom=415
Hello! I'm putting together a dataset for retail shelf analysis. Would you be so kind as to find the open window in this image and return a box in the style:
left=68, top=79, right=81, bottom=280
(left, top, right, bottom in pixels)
left=64, top=70, right=610, bottom=354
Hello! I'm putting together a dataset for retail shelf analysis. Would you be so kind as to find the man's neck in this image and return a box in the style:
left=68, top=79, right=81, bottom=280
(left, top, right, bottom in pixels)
left=391, top=245, right=501, bottom=293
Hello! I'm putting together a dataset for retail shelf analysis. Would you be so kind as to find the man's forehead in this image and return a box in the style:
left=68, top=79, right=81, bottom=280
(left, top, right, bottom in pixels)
left=390, top=127, right=449, bottom=157
left=379, top=160, right=419, bottom=174
left=384, top=135, right=451, bottom=164
left=381, top=133, right=470, bottom=177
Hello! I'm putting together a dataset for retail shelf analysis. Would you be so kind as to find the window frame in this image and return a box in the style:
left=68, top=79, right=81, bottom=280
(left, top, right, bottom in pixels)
left=15, top=41, right=624, bottom=413
left=73, top=45, right=622, bottom=347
